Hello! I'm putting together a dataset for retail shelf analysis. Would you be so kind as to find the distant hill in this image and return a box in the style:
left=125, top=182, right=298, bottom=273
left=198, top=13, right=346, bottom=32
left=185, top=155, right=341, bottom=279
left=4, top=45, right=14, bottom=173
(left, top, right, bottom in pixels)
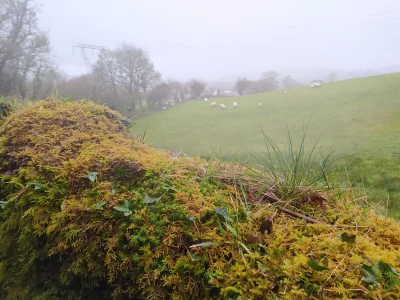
left=211, top=65, right=400, bottom=88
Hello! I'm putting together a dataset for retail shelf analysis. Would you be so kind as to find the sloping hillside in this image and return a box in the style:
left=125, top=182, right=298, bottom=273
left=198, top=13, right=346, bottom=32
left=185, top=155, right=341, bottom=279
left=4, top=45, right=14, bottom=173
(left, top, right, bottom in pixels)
left=135, top=73, right=400, bottom=218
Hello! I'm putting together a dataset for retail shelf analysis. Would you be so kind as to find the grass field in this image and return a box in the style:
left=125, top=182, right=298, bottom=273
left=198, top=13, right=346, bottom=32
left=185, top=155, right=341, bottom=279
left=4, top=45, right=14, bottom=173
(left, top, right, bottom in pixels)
left=134, top=73, right=400, bottom=218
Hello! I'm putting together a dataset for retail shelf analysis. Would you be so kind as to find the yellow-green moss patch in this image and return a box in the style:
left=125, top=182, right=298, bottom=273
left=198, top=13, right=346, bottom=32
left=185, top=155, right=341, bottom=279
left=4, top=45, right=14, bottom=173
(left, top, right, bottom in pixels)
left=0, top=100, right=400, bottom=299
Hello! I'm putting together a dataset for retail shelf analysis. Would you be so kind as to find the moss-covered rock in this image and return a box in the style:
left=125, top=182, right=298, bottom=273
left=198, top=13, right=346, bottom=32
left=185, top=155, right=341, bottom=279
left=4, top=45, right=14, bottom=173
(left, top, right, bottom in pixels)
left=0, top=100, right=400, bottom=299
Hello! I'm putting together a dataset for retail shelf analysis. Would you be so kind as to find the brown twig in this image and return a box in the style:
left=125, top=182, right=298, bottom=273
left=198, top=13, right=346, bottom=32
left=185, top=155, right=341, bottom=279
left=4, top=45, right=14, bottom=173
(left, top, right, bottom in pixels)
left=278, top=206, right=324, bottom=224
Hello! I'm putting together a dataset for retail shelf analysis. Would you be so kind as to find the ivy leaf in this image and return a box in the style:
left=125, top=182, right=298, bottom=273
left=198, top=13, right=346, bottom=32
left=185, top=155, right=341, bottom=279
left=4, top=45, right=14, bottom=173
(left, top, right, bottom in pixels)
left=215, top=206, right=232, bottom=222
left=339, top=232, right=356, bottom=243
left=82, top=171, right=99, bottom=183
left=26, top=182, right=49, bottom=191
left=361, top=264, right=379, bottom=287
left=189, top=242, right=220, bottom=249
left=89, top=201, right=107, bottom=211
left=378, top=261, right=398, bottom=276
left=113, top=206, right=132, bottom=216
left=309, top=257, right=329, bottom=271
left=144, top=194, right=162, bottom=204
left=113, top=200, right=133, bottom=216
left=377, top=262, right=399, bottom=286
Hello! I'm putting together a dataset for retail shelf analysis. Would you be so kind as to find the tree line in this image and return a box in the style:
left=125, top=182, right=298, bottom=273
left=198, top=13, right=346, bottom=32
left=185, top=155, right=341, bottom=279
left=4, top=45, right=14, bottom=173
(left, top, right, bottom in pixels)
left=0, top=0, right=61, bottom=100
left=234, top=72, right=304, bottom=96
left=1, top=0, right=329, bottom=119
left=0, top=0, right=211, bottom=117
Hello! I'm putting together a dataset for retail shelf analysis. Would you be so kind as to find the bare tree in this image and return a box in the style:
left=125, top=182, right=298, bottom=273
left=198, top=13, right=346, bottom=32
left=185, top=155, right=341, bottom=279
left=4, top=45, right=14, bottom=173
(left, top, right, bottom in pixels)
left=189, top=79, right=205, bottom=99
left=148, top=83, right=170, bottom=108
left=0, top=0, right=50, bottom=97
left=92, top=44, right=160, bottom=117
left=260, top=71, right=279, bottom=92
left=30, top=62, right=64, bottom=99
left=92, top=50, right=120, bottom=104
left=168, top=80, right=186, bottom=101
left=235, top=77, right=252, bottom=96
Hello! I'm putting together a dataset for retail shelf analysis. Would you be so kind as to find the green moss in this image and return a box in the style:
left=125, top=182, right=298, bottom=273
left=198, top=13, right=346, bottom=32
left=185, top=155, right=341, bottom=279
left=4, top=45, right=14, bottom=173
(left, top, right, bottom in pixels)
left=0, top=100, right=400, bottom=299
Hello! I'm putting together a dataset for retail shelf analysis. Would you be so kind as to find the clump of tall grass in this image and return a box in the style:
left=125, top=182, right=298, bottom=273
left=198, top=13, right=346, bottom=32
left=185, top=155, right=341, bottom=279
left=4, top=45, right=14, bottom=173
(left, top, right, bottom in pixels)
left=243, top=126, right=337, bottom=200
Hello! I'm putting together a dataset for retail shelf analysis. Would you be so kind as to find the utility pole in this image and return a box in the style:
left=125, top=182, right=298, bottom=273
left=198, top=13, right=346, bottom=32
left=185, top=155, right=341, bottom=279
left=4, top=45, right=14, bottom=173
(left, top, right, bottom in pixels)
left=73, top=43, right=106, bottom=71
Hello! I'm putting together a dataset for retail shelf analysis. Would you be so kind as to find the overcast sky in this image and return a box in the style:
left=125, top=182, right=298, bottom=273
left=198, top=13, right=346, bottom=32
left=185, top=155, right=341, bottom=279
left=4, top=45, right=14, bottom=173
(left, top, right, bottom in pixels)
left=37, top=0, right=400, bottom=81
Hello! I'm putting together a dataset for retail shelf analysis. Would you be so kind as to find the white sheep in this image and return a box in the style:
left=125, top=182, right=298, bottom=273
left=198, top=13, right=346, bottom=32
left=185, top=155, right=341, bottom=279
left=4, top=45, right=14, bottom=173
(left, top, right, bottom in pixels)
left=171, top=103, right=175, bottom=106
left=233, top=102, right=238, bottom=108
left=210, top=102, right=217, bottom=107
left=163, top=107, right=166, bottom=110
left=258, top=103, right=263, bottom=107
left=313, top=82, right=321, bottom=88
left=204, top=98, right=208, bottom=102
left=220, top=104, right=226, bottom=110
left=284, top=90, right=287, bottom=94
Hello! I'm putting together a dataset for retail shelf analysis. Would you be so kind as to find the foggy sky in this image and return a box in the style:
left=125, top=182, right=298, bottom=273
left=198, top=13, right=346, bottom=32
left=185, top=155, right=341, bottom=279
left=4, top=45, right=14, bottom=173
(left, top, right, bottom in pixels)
left=37, top=0, right=400, bottom=81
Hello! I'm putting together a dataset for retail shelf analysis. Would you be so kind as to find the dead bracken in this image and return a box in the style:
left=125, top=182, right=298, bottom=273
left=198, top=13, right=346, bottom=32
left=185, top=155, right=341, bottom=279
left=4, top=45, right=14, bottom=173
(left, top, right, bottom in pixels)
left=0, top=100, right=400, bottom=299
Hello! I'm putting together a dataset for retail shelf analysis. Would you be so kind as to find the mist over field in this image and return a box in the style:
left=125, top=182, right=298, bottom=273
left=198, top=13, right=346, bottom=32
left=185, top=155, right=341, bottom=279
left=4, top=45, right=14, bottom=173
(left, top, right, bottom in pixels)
left=1, top=1, right=400, bottom=298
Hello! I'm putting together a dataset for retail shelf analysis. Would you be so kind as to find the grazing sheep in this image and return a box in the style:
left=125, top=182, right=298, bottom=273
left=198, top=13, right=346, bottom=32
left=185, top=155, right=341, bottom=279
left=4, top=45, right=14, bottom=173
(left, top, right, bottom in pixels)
left=233, top=102, right=238, bottom=108
left=284, top=90, right=287, bottom=94
left=204, top=98, right=208, bottom=102
left=258, top=103, right=263, bottom=107
left=171, top=103, right=175, bottom=106
left=163, top=107, right=166, bottom=110
left=310, top=84, right=314, bottom=88
left=220, top=104, right=226, bottom=110
left=210, top=102, right=217, bottom=107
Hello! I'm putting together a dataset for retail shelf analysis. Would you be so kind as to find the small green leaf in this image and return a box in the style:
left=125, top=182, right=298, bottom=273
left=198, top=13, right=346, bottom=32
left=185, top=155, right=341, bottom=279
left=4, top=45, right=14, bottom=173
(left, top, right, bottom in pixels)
left=378, top=261, right=398, bottom=276
left=144, top=194, right=162, bottom=204
left=113, top=200, right=133, bottom=216
left=309, top=257, right=329, bottom=271
left=361, top=264, right=379, bottom=287
left=339, top=232, right=356, bottom=243
left=225, top=223, right=238, bottom=238
left=188, top=216, right=196, bottom=222
left=387, top=279, right=400, bottom=291
left=377, top=261, right=399, bottom=286
left=113, top=206, right=132, bottom=216
left=89, top=201, right=107, bottom=210
left=273, top=249, right=288, bottom=256
left=189, top=242, right=220, bottom=249
left=0, top=201, right=6, bottom=209
left=188, top=250, right=202, bottom=261
left=26, top=182, right=49, bottom=191
left=215, top=206, right=232, bottom=222
left=82, top=171, right=99, bottom=183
